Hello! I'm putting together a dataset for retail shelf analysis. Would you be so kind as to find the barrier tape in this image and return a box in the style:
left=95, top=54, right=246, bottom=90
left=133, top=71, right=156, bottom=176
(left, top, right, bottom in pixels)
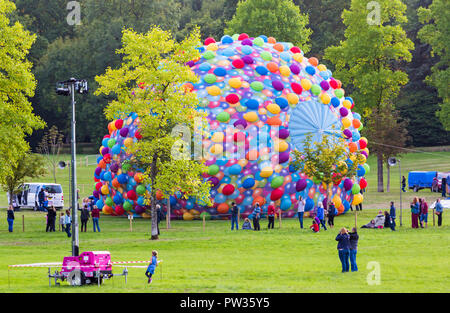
left=9, top=260, right=160, bottom=268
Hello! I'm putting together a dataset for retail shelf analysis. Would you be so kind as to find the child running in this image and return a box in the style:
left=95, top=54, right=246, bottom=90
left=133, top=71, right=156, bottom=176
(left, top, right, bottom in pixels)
left=145, top=250, right=159, bottom=284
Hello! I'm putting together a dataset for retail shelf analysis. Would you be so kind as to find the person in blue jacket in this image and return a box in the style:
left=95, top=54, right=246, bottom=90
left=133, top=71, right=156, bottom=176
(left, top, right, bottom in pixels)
left=435, top=198, right=444, bottom=227
left=145, top=250, right=159, bottom=284
left=252, top=203, right=261, bottom=231
left=348, top=228, right=359, bottom=272
left=317, top=202, right=327, bottom=230
left=336, top=227, right=350, bottom=273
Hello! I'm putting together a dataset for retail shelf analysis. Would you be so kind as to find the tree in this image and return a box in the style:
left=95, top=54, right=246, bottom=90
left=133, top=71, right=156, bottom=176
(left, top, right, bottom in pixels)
left=364, top=101, right=409, bottom=192
left=0, top=153, right=47, bottom=206
left=37, top=125, right=64, bottom=183
left=417, top=0, right=450, bottom=131
left=0, top=0, right=45, bottom=180
left=225, top=0, right=312, bottom=52
left=324, top=0, right=414, bottom=192
left=95, top=26, right=212, bottom=240
left=291, top=132, right=365, bottom=204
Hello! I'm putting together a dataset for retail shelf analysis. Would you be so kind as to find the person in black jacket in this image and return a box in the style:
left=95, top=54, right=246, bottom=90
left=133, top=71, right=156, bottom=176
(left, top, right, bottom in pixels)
left=349, top=227, right=359, bottom=272
left=156, top=204, right=165, bottom=235
left=328, top=202, right=336, bottom=228
left=336, top=227, right=350, bottom=272
left=46, top=206, right=57, bottom=232
left=7, top=205, right=14, bottom=232
left=80, top=205, right=90, bottom=232
left=38, top=188, right=46, bottom=211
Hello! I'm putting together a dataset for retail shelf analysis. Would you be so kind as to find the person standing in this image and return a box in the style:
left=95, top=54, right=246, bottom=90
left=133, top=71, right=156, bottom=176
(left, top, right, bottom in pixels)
left=7, top=205, right=14, bottom=233
left=327, top=201, right=336, bottom=228
left=435, top=198, right=444, bottom=227
left=402, top=176, right=407, bottom=193
left=64, top=210, right=72, bottom=237
left=335, top=228, right=350, bottom=273
left=267, top=202, right=275, bottom=229
left=91, top=205, right=101, bottom=232
left=420, top=198, right=428, bottom=228
left=80, top=205, right=90, bottom=232
left=389, top=201, right=396, bottom=231
left=252, top=203, right=261, bottom=231
left=46, top=206, right=56, bottom=232
left=38, top=188, right=46, bottom=211
left=383, top=211, right=391, bottom=229
left=442, top=177, right=447, bottom=198
left=317, top=202, right=327, bottom=230
left=410, top=197, right=420, bottom=228
left=297, top=196, right=305, bottom=229
left=230, top=202, right=239, bottom=230
left=349, top=227, right=359, bottom=272
left=156, top=204, right=164, bottom=235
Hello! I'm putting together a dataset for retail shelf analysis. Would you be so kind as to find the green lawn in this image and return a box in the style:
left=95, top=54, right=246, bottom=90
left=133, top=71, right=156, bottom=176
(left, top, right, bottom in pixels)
left=0, top=151, right=449, bottom=292
left=0, top=210, right=449, bottom=292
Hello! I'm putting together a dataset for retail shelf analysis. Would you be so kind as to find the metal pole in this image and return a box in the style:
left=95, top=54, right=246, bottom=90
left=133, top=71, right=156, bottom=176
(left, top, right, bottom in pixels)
left=70, top=81, right=79, bottom=256
left=399, top=160, right=402, bottom=227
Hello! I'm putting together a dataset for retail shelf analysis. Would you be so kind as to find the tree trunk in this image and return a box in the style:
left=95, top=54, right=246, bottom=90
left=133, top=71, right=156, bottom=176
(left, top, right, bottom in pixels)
left=386, top=161, right=390, bottom=192
left=150, top=156, right=159, bottom=240
left=377, top=152, right=384, bottom=192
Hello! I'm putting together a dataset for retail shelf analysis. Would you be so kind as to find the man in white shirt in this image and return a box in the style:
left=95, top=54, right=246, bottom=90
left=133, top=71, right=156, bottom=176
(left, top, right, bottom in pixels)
left=297, top=196, right=305, bottom=229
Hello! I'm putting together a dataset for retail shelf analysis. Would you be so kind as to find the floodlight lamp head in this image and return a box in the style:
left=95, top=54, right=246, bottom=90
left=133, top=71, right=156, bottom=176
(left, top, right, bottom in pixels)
left=58, top=161, right=67, bottom=169
left=388, top=157, right=397, bottom=167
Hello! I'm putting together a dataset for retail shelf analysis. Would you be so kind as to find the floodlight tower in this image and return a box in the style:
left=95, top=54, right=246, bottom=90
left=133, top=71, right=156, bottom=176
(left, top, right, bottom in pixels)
left=56, top=78, right=88, bottom=256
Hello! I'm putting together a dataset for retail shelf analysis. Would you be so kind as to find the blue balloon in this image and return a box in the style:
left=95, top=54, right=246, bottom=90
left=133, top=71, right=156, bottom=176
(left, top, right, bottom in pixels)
left=242, top=178, right=255, bottom=189
left=229, top=164, right=242, bottom=175
left=305, top=198, right=315, bottom=211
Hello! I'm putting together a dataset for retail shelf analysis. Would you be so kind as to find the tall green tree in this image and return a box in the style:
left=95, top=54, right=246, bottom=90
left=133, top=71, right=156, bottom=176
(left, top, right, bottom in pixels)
left=0, top=0, right=45, bottom=181
left=225, top=0, right=312, bottom=52
left=95, top=27, right=212, bottom=240
left=324, top=0, right=414, bottom=192
left=417, top=0, right=450, bottom=130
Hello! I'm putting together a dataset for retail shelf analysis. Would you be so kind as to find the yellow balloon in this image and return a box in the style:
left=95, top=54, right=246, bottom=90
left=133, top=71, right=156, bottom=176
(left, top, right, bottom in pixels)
left=266, top=103, right=281, bottom=114
left=352, top=194, right=363, bottom=205
left=300, top=79, right=312, bottom=91
left=228, top=78, right=242, bottom=89
left=333, top=195, right=342, bottom=208
left=210, top=144, right=223, bottom=155
left=317, top=64, right=327, bottom=71
left=279, top=65, right=291, bottom=77
left=238, top=159, right=248, bottom=167
left=207, top=86, right=221, bottom=96
left=244, top=112, right=258, bottom=122
left=341, top=117, right=351, bottom=129
left=124, top=137, right=134, bottom=147
left=292, top=53, right=303, bottom=63
left=287, top=93, right=299, bottom=105
left=260, top=167, right=273, bottom=178
left=211, top=132, right=224, bottom=143
left=320, top=93, right=331, bottom=105
left=206, top=43, right=218, bottom=51
left=183, top=212, right=194, bottom=221
left=275, top=139, right=288, bottom=152
left=99, top=146, right=104, bottom=154
left=101, top=185, right=109, bottom=195
left=343, top=100, right=352, bottom=109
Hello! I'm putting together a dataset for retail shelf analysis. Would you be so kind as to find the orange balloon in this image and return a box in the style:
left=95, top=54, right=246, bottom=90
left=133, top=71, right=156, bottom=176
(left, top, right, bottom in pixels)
left=308, top=187, right=316, bottom=199
left=156, top=190, right=164, bottom=200
left=214, top=171, right=225, bottom=181
left=134, top=173, right=144, bottom=183
left=98, top=159, right=106, bottom=169
left=252, top=196, right=266, bottom=207
left=337, top=204, right=345, bottom=214
left=308, top=57, right=319, bottom=66
left=103, top=205, right=113, bottom=215
left=352, top=119, right=361, bottom=129
left=267, top=117, right=282, bottom=126
left=217, top=203, right=230, bottom=214
left=349, top=142, right=358, bottom=153
left=273, top=43, right=284, bottom=52
left=112, top=178, right=120, bottom=189
left=267, top=37, right=276, bottom=44
left=253, top=188, right=263, bottom=198
left=246, top=150, right=259, bottom=161
left=266, top=62, right=279, bottom=73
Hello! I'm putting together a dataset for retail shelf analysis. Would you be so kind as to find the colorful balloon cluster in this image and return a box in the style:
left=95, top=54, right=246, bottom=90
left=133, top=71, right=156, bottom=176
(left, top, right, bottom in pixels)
left=92, top=33, right=370, bottom=220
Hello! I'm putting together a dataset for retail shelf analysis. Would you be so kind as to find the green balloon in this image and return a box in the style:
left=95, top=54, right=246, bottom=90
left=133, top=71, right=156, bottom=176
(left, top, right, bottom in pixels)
left=352, top=184, right=361, bottom=195
left=105, top=197, right=114, bottom=207
left=260, top=51, right=272, bottom=61
left=250, top=81, right=264, bottom=92
left=203, top=51, right=215, bottom=60
left=334, top=89, right=344, bottom=98
left=216, top=111, right=230, bottom=123
left=123, top=200, right=133, bottom=211
left=208, top=164, right=220, bottom=175
left=136, top=185, right=146, bottom=195
left=271, top=176, right=284, bottom=188
left=310, top=84, right=321, bottom=96
left=107, top=139, right=116, bottom=148
left=358, top=123, right=364, bottom=131
left=231, top=34, right=239, bottom=40
left=363, top=163, right=370, bottom=174
left=253, top=37, right=264, bottom=47
left=122, top=163, right=131, bottom=172
left=203, top=73, right=216, bottom=84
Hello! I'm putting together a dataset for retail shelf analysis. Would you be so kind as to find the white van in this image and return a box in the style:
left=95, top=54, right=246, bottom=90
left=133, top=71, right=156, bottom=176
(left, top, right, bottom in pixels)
left=8, top=183, right=64, bottom=210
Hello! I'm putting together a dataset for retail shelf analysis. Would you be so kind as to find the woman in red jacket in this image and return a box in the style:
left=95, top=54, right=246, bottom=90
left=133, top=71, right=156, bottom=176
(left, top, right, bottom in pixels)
left=267, top=202, right=276, bottom=229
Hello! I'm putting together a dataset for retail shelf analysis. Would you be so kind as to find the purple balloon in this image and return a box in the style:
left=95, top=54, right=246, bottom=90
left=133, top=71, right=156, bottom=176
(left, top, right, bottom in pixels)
left=279, top=151, right=290, bottom=163
left=120, top=128, right=129, bottom=137
left=289, top=64, right=300, bottom=75
left=241, top=38, right=253, bottom=46
left=340, top=107, right=348, bottom=117
left=242, top=55, right=254, bottom=64
left=296, top=179, right=307, bottom=191
left=95, top=167, right=102, bottom=176
left=278, top=128, right=290, bottom=139
left=234, top=119, right=248, bottom=130
left=320, top=80, right=330, bottom=91
left=93, top=190, right=100, bottom=199
left=208, top=177, right=220, bottom=188
left=101, top=147, right=110, bottom=156
left=343, top=129, right=352, bottom=139
left=344, top=178, right=353, bottom=190
left=272, top=80, right=284, bottom=91
left=110, top=163, right=119, bottom=173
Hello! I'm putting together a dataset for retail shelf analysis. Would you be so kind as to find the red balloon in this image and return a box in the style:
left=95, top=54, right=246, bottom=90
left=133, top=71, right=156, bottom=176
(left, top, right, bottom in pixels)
left=270, top=188, right=283, bottom=201
left=127, top=190, right=137, bottom=201
left=222, top=184, right=235, bottom=196
left=359, top=178, right=368, bottom=189
left=115, top=205, right=125, bottom=216
left=114, top=119, right=123, bottom=130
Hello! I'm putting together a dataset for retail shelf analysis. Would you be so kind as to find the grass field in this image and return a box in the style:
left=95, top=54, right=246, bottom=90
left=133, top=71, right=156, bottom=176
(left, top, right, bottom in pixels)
left=0, top=151, right=449, bottom=293
left=0, top=210, right=449, bottom=293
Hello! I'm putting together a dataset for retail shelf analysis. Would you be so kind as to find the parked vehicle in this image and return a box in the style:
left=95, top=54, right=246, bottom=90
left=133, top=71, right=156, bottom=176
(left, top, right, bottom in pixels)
left=408, top=171, right=437, bottom=192
left=8, top=183, right=64, bottom=210
left=435, top=172, right=450, bottom=193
